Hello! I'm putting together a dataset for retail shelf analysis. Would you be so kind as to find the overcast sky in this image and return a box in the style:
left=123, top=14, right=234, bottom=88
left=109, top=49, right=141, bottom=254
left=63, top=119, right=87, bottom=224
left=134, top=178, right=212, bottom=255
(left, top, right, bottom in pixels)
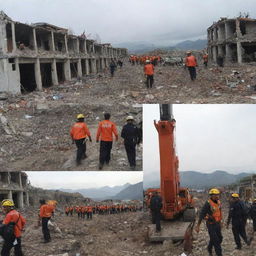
left=143, top=104, right=256, bottom=184
left=26, top=171, right=143, bottom=189
left=0, top=0, right=255, bottom=45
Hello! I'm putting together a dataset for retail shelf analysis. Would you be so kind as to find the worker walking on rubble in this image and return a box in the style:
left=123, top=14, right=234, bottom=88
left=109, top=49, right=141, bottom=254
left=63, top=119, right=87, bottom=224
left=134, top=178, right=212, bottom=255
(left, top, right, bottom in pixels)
left=39, top=199, right=55, bottom=243
left=203, top=53, right=208, bottom=68
left=0, top=199, right=26, bottom=256
left=149, top=191, right=162, bottom=232
left=185, top=51, right=197, bottom=81
left=96, top=113, right=118, bottom=170
left=109, top=59, right=117, bottom=77
left=121, top=116, right=141, bottom=170
left=144, top=60, right=154, bottom=88
left=195, top=188, right=223, bottom=256
left=70, top=114, right=92, bottom=166
left=226, top=193, right=251, bottom=250
left=249, top=199, right=256, bottom=232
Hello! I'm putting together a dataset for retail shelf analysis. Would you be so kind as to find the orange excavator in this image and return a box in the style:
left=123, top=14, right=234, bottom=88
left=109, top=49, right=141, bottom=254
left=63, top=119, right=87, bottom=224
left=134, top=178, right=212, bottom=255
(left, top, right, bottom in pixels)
left=146, top=104, right=195, bottom=221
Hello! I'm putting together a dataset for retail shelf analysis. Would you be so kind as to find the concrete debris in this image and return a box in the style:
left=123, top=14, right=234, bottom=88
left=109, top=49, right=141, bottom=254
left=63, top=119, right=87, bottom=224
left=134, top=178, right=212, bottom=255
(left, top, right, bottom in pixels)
left=0, top=114, right=16, bottom=134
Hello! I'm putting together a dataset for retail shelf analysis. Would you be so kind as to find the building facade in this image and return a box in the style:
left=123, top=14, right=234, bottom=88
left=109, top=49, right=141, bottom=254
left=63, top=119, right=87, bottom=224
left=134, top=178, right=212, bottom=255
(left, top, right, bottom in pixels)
left=0, top=172, right=29, bottom=208
left=0, top=12, right=127, bottom=94
left=207, top=17, right=256, bottom=64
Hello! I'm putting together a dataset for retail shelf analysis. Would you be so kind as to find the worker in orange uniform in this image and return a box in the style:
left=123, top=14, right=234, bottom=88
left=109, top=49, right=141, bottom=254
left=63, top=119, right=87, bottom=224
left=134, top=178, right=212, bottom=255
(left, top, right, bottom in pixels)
left=195, top=188, right=223, bottom=256
left=144, top=60, right=154, bottom=88
left=96, top=113, right=118, bottom=170
left=87, top=206, right=93, bottom=219
left=203, top=53, right=208, bottom=68
left=70, top=114, right=92, bottom=166
left=185, top=51, right=198, bottom=81
left=39, top=199, right=55, bottom=243
left=0, top=199, right=26, bottom=256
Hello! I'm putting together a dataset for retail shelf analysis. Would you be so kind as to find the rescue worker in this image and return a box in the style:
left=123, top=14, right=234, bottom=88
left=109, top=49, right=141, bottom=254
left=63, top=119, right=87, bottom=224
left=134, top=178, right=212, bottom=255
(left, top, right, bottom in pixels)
left=0, top=199, right=26, bottom=256
left=109, top=59, right=117, bottom=77
left=226, top=193, right=250, bottom=250
left=87, top=206, right=93, bottom=219
left=144, top=60, right=154, bottom=88
left=96, top=113, right=118, bottom=170
left=121, top=116, right=141, bottom=170
left=149, top=191, right=162, bottom=232
left=195, top=188, right=223, bottom=256
left=70, top=114, right=92, bottom=166
left=203, top=53, right=208, bottom=68
left=249, top=199, right=256, bottom=232
left=185, top=51, right=197, bottom=81
left=39, top=199, right=54, bottom=243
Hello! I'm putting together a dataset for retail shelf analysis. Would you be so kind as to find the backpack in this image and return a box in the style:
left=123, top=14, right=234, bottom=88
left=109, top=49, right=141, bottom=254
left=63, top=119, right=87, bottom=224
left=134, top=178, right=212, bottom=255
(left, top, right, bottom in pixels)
left=150, top=196, right=163, bottom=211
left=0, top=214, right=20, bottom=241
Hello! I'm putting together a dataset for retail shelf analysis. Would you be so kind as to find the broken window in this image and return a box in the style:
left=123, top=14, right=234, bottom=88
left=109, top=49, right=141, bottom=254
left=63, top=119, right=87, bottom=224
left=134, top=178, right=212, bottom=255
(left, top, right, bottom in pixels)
left=81, top=59, right=86, bottom=75
left=54, top=33, right=65, bottom=52
left=79, top=39, right=85, bottom=53
left=56, top=62, right=65, bottom=82
left=36, top=29, right=51, bottom=51
left=6, top=23, right=13, bottom=52
left=40, top=63, right=52, bottom=87
left=240, top=20, right=246, bottom=35
left=70, top=62, right=78, bottom=78
left=15, top=23, right=34, bottom=49
left=242, top=43, right=256, bottom=62
left=19, top=63, right=37, bottom=93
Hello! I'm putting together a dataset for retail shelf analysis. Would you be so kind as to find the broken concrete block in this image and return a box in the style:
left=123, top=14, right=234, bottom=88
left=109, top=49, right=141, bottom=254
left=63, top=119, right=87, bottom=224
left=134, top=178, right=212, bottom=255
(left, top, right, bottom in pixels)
left=21, top=132, right=33, bottom=137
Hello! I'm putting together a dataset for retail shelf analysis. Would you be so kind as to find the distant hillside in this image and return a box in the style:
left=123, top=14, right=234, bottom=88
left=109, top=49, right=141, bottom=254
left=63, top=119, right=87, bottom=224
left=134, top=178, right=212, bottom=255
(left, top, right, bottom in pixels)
left=112, top=182, right=143, bottom=200
left=180, top=170, right=250, bottom=189
left=174, top=39, right=207, bottom=50
left=60, top=183, right=130, bottom=200
left=113, top=39, right=207, bottom=53
left=144, top=170, right=252, bottom=189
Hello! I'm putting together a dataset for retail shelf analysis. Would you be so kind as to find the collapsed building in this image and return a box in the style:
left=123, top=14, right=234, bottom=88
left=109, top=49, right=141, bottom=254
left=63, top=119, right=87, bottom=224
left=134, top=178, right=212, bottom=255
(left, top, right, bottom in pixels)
left=207, top=17, right=256, bottom=64
left=0, top=171, right=29, bottom=208
left=239, top=174, right=256, bottom=200
left=0, top=11, right=127, bottom=94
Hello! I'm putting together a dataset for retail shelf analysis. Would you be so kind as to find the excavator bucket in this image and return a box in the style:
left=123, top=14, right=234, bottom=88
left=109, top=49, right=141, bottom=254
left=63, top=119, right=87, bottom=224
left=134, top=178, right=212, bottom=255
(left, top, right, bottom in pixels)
left=147, top=221, right=192, bottom=242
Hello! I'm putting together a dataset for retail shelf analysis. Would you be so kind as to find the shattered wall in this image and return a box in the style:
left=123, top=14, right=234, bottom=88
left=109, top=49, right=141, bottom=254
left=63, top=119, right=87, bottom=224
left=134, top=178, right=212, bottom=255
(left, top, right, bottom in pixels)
left=207, top=17, right=256, bottom=64
left=0, top=11, right=128, bottom=94
left=0, top=171, right=29, bottom=208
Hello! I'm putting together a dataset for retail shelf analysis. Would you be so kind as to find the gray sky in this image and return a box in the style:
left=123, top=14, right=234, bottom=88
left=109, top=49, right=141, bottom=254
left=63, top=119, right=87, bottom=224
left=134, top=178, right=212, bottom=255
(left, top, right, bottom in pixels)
left=143, top=104, right=256, bottom=183
left=26, top=171, right=143, bottom=189
left=0, top=0, right=255, bottom=45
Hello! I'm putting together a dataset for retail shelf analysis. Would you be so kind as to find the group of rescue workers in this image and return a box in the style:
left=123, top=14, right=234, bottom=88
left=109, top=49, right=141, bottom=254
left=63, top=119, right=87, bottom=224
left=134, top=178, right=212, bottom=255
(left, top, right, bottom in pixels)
left=147, top=189, right=256, bottom=256
left=70, top=113, right=142, bottom=170
left=0, top=198, right=142, bottom=255
left=128, top=52, right=209, bottom=89
left=65, top=204, right=140, bottom=218
left=0, top=199, right=56, bottom=256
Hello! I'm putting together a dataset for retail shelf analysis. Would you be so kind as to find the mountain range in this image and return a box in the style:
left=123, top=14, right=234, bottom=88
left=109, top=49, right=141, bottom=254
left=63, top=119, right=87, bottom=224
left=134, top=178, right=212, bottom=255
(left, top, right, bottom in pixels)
left=144, top=170, right=253, bottom=189
left=59, top=182, right=143, bottom=200
left=113, top=39, right=207, bottom=53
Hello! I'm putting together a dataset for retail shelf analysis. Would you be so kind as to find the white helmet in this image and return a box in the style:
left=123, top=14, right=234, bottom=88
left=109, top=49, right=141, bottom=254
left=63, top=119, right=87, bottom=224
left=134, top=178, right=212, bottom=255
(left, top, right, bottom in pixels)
left=126, top=116, right=134, bottom=121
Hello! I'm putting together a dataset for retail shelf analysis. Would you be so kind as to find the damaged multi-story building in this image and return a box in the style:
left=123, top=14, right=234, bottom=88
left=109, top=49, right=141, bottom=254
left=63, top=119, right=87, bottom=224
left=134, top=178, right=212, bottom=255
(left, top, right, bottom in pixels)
left=0, top=172, right=29, bottom=208
left=207, top=17, right=256, bottom=64
left=0, top=12, right=127, bottom=94
left=239, top=174, right=256, bottom=200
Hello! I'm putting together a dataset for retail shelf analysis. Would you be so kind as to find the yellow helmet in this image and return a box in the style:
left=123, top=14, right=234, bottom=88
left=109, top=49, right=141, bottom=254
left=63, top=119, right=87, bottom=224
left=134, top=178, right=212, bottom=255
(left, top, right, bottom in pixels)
left=2, top=199, right=14, bottom=207
left=77, top=114, right=85, bottom=119
left=209, top=188, right=220, bottom=195
left=231, top=193, right=239, bottom=198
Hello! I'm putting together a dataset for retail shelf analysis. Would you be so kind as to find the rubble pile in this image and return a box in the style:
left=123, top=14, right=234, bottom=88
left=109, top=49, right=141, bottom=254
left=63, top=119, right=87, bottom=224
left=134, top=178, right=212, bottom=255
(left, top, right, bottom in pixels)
left=16, top=205, right=147, bottom=256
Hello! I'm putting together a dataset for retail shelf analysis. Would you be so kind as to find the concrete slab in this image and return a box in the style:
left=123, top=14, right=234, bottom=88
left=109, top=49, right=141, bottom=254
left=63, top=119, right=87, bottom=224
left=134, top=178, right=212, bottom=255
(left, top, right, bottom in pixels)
left=148, top=221, right=191, bottom=242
